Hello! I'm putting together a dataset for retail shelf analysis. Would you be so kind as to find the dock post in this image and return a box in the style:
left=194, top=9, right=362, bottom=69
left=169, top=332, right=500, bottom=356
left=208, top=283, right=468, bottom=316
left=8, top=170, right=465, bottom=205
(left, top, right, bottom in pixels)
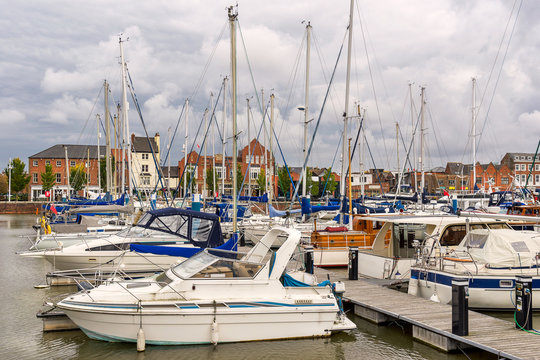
left=348, top=246, right=358, bottom=280
left=515, top=275, right=533, bottom=330
left=239, top=230, right=246, bottom=247
left=451, top=278, right=469, bottom=336
left=304, top=246, right=314, bottom=274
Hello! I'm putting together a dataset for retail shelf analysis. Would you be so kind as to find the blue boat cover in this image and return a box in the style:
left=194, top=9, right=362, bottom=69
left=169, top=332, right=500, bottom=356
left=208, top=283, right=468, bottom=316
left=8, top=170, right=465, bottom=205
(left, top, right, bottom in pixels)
left=130, top=236, right=237, bottom=256
left=269, top=204, right=301, bottom=218
left=134, top=207, right=223, bottom=248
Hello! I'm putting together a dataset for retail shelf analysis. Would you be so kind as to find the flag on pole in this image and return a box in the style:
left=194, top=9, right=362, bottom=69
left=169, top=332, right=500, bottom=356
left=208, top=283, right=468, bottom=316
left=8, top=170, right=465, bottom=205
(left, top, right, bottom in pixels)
left=50, top=204, right=58, bottom=215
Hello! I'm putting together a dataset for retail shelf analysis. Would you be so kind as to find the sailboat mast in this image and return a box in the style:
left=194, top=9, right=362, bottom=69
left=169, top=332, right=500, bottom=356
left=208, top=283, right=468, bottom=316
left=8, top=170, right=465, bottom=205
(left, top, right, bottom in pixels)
left=104, top=80, right=111, bottom=194
left=203, top=108, right=208, bottom=201
left=269, top=94, right=274, bottom=207
left=211, top=93, right=216, bottom=198
left=119, top=37, right=131, bottom=197
left=302, top=22, right=311, bottom=200
left=419, top=86, right=425, bottom=206
left=167, top=126, right=171, bottom=196
left=96, top=114, right=101, bottom=193
left=228, top=6, right=238, bottom=233
left=184, top=99, right=189, bottom=198
left=222, top=77, right=228, bottom=198
left=247, top=98, right=251, bottom=197
left=340, top=0, right=354, bottom=223
left=472, top=77, right=477, bottom=191
left=409, top=83, right=417, bottom=193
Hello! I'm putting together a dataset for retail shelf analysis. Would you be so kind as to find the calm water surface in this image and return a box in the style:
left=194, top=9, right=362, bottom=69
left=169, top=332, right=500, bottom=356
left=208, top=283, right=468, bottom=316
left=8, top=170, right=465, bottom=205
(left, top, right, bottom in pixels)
left=0, top=214, right=521, bottom=359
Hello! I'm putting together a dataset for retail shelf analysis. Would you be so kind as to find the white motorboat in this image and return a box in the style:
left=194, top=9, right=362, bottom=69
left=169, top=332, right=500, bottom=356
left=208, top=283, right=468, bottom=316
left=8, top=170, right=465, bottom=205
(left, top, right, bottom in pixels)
left=20, top=207, right=235, bottom=273
left=56, top=226, right=355, bottom=345
left=352, top=214, right=512, bottom=280
left=409, top=228, right=540, bottom=310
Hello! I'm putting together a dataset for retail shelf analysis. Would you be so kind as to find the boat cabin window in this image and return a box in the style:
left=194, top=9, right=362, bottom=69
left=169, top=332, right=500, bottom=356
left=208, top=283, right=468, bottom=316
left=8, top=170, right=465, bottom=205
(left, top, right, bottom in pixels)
left=440, top=224, right=486, bottom=246
left=85, top=241, right=177, bottom=251
left=171, top=250, right=263, bottom=280
left=487, top=223, right=510, bottom=230
left=191, top=218, right=214, bottom=243
left=392, top=223, right=426, bottom=258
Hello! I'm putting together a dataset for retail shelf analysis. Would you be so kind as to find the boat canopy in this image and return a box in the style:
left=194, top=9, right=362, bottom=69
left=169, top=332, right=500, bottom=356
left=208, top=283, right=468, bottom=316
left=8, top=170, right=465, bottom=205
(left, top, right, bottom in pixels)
left=457, top=229, right=540, bottom=268
left=134, top=207, right=223, bottom=248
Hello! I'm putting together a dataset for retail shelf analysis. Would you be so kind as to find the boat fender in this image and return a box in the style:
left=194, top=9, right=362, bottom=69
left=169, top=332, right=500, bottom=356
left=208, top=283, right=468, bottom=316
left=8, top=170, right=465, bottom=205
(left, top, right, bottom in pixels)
left=429, top=293, right=440, bottom=303
left=211, top=319, right=219, bottom=345
left=137, top=327, right=145, bottom=352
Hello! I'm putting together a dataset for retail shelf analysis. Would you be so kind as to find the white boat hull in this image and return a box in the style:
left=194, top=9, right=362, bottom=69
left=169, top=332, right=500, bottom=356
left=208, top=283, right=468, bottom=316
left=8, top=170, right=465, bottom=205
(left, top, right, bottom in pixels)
left=60, top=301, right=349, bottom=344
left=410, top=268, right=540, bottom=310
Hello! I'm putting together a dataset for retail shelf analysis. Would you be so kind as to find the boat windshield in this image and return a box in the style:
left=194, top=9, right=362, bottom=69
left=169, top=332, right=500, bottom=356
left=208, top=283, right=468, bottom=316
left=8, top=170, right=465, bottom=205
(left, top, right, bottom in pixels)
left=171, top=249, right=263, bottom=280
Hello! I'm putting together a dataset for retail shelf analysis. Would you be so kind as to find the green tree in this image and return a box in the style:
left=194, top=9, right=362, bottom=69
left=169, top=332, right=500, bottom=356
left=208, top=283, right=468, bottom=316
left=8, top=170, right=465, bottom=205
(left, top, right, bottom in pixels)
left=256, top=168, right=266, bottom=194
left=4, top=158, right=30, bottom=200
left=40, top=163, right=55, bottom=193
left=70, top=163, right=87, bottom=192
left=311, top=181, right=320, bottom=197
left=277, top=166, right=291, bottom=199
left=322, top=168, right=337, bottom=196
left=205, top=167, right=216, bottom=195
left=0, top=174, right=7, bottom=195
left=100, top=156, right=116, bottom=192
left=236, top=165, right=243, bottom=192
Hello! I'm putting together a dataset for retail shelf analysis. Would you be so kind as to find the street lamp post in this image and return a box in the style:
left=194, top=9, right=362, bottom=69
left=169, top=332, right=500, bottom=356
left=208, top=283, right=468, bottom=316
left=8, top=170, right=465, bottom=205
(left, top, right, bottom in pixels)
left=7, top=158, right=12, bottom=202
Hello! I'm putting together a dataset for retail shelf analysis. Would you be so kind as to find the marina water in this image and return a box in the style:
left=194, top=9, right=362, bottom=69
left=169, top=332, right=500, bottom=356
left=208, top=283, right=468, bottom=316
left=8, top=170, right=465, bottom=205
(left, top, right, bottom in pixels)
left=1, top=214, right=524, bottom=359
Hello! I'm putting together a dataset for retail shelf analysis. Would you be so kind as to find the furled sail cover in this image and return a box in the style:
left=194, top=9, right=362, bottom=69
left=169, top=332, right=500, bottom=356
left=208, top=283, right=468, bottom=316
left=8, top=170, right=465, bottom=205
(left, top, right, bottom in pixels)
left=134, top=207, right=223, bottom=248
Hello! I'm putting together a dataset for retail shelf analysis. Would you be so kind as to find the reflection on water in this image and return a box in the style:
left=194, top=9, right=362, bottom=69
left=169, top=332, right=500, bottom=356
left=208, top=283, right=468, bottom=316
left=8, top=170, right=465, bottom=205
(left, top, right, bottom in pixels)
left=0, top=214, right=504, bottom=359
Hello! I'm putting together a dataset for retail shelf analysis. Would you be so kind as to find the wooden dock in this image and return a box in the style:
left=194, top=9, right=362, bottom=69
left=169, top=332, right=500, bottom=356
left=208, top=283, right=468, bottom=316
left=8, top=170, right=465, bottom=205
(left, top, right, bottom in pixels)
left=323, top=269, right=540, bottom=360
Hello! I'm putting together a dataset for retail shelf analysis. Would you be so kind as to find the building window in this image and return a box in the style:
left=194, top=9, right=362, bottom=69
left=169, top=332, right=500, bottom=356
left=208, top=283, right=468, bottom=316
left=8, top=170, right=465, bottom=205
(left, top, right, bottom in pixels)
left=216, top=167, right=223, bottom=179
left=142, top=176, right=150, bottom=185
left=515, top=164, right=520, bottom=171
left=536, top=164, right=540, bottom=171
left=70, top=160, right=76, bottom=167
left=529, top=165, right=533, bottom=171
left=501, top=177, right=509, bottom=185
left=476, top=177, right=482, bottom=184
left=142, top=164, right=149, bottom=172
left=437, top=180, right=444, bottom=187
left=142, top=153, right=149, bottom=160
left=536, top=175, right=540, bottom=184
left=449, top=179, right=455, bottom=186
left=521, top=174, right=526, bottom=182
left=521, top=164, right=526, bottom=171
left=56, top=173, right=61, bottom=183
left=33, top=173, right=38, bottom=183
left=528, top=156, right=532, bottom=160
left=56, top=160, right=61, bottom=167
left=32, top=160, right=38, bottom=167
left=46, top=160, right=50, bottom=166
left=250, top=168, right=260, bottom=180
left=514, top=156, right=519, bottom=160
left=87, top=174, right=90, bottom=183
left=521, top=156, right=525, bottom=160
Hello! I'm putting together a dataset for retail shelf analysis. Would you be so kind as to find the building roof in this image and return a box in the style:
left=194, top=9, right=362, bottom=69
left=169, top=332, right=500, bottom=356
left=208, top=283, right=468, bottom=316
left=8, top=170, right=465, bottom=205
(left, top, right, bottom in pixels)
left=29, top=144, right=106, bottom=159
left=132, top=135, right=158, bottom=153
left=161, top=166, right=179, bottom=178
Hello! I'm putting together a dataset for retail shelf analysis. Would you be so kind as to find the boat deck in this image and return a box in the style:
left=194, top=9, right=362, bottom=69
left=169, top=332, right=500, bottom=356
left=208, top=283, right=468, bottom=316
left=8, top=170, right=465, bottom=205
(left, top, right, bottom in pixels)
left=318, top=268, right=540, bottom=359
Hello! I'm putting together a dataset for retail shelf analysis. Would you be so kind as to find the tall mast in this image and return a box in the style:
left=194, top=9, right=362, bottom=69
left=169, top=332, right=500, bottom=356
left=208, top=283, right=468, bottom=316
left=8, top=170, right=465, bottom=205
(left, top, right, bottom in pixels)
left=419, top=86, right=425, bottom=206
left=395, top=122, right=399, bottom=191
left=247, top=98, right=251, bottom=197
left=471, top=77, right=477, bottom=191
left=228, top=6, right=238, bottom=233
left=119, top=36, right=131, bottom=197
left=269, top=94, right=275, bottom=207
left=104, top=80, right=111, bottom=194
left=409, top=82, right=417, bottom=193
left=221, top=77, right=228, bottom=198
left=211, top=93, right=216, bottom=198
left=340, top=0, right=354, bottom=224
left=167, top=126, right=171, bottom=196
left=96, top=114, right=101, bottom=193
left=203, top=108, right=208, bottom=201
left=184, top=99, right=189, bottom=197
left=64, top=146, right=70, bottom=198
left=302, top=21, right=311, bottom=200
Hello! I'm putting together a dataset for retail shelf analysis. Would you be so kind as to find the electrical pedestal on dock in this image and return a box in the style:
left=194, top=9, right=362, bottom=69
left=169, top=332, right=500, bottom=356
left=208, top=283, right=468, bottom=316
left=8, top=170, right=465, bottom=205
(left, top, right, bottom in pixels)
left=348, top=247, right=358, bottom=280
left=515, top=275, right=533, bottom=330
left=304, top=246, right=314, bottom=274
left=451, top=278, right=469, bottom=336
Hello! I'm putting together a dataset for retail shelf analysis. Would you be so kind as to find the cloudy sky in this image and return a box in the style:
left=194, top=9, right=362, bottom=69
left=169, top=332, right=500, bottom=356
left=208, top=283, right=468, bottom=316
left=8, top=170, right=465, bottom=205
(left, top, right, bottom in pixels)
left=1, top=0, right=539, bottom=175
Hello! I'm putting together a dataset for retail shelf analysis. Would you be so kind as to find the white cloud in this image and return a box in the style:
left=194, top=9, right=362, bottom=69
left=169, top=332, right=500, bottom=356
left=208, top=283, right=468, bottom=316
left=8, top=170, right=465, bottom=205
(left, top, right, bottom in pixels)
left=0, top=109, right=25, bottom=124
